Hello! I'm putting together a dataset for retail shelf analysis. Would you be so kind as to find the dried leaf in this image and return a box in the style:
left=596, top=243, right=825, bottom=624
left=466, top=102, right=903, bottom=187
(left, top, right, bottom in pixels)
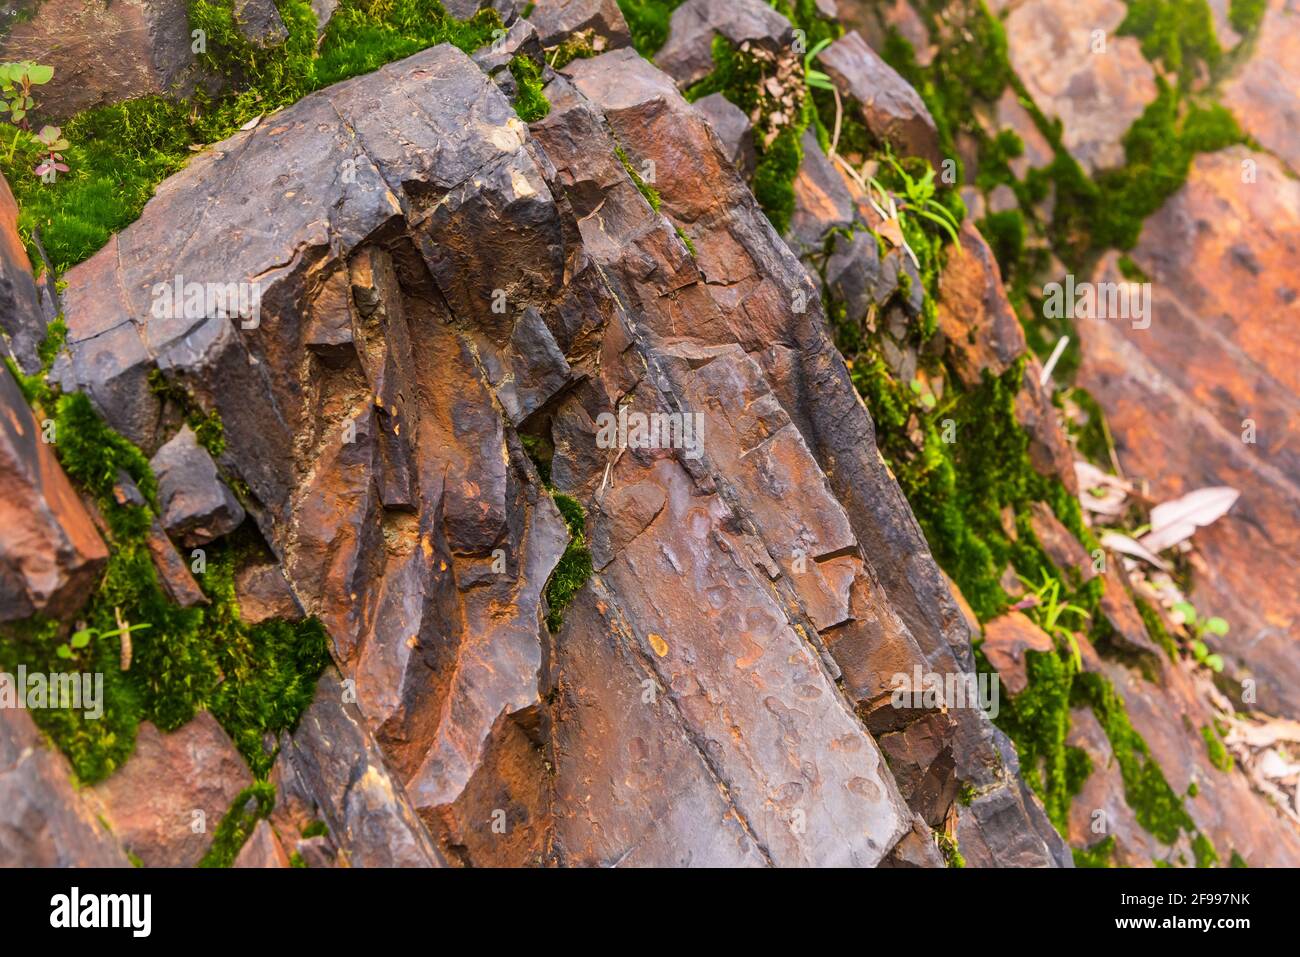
left=1100, top=531, right=1170, bottom=571
left=1140, top=486, right=1240, bottom=553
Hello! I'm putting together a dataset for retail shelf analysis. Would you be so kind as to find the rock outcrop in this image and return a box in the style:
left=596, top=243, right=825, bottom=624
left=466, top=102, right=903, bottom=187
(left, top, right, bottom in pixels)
left=0, top=365, right=108, bottom=623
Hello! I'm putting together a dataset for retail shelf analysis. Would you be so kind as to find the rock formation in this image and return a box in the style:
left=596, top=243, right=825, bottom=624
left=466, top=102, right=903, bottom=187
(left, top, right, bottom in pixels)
left=0, top=0, right=1296, bottom=871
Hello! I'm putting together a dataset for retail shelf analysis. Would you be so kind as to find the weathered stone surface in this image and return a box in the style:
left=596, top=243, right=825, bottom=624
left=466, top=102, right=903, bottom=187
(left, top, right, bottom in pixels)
left=982, top=612, right=1054, bottom=696
left=0, top=366, right=107, bottom=622
left=93, top=712, right=252, bottom=867
left=558, top=48, right=1064, bottom=865
left=234, top=562, right=304, bottom=625
left=0, top=707, right=129, bottom=867
left=693, top=92, right=757, bottom=179
left=936, top=222, right=1024, bottom=388
left=0, top=0, right=204, bottom=120
left=1004, top=0, right=1157, bottom=173
left=234, top=0, right=290, bottom=48
left=1077, top=147, right=1300, bottom=718
left=151, top=426, right=246, bottom=547
left=528, top=0, right=631, bottom=49
left=995, top=87, right=1054, bottom=179
left=655, top=0, right=794, bottom=88
left=0, top=174, right=45, bottom=375
left=1221, top=0, right=1300, bottom=172
left=819, top=30, right=942, bottom=168
left=272, top=667, right=443, bottom=868
left=49, top=36, right=1072, bottom=867
left=232, top=818, right=291, bottom=868
left=789, top=129, right=856, bottom=252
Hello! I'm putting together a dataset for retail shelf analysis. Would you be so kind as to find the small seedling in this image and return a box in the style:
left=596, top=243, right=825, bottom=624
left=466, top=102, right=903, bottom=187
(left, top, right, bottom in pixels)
left=56, top=619, right=151, bottom=660
left=1017, top=570, right=1090, bottom=670
left=1172, top=601, right=1227, bottom=672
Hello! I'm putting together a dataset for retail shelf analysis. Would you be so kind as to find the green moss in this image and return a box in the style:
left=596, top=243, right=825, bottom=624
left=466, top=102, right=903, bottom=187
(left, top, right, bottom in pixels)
left=545, top=493, right=593, bottom=632
left=616, top=0, right=685, bottom=58
left=1200, top=724, right=1234, bottom=773
left=751, top=125, right=803, bottom=237
left=289, top=850, right=307, bottom=867
left=674, top=225, right=697, bottom=258
left=615, top=143, right=662, bottom=212
left=508, top=53, right=550, bottom=122
left=1228, top=0, right=1266, bottom=33
left=978, top=209, right=1026, bottom=281
left=1073, top=835, right=1118, bottom=868
left=988, top=648, right=1078, bottom=830
left=1120, top=0, right=1223, bottom=84
left=2, top=0, right=504, bottom=272
left=0, top=386, right=328, bottom=782
left=1192, top=831, right=1219, bottom=868
left=148, top=369, right=227, bottom=458
left=1074, top=672, right=1197, bottom=845
left=1229, top=849, right=1248, bottom=868
left=1136, top=597, right=1180, bottom=661
left=936, top=831, right=966, bottom=867
left=301, top=819, right=329, bottom=839
left=198, top=780, right=276, bottom=867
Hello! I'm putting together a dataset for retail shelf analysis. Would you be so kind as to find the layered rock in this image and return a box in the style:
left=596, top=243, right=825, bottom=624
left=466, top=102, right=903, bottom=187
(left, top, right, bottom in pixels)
left=1221, top=0, right=1300, bottom=173
left=92, top=711, right=252, bottom=867
left=0, top=365, right=108, bottom=623
left=0, top=707, right=129, bottom=867
left=1077, top=146, right=1300, bottom=719
left=36, top=24, right=1078, bottom=865
left=1003, top=0, right=1156, bottom=174
left=0, top=0, right=205, bottom=120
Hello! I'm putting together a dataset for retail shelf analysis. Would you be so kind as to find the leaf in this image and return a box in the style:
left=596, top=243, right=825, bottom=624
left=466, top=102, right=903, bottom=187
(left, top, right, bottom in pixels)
left=1173, top=600, right=1197, bottom=625
left=25, top=64, right=53, bottom=85
left=1139, top=486, right=1240, bottom=553
left=11, top=108, right=25, bottom=121
left=1204, top=654, right=1225, bottom=673
left=70, top=628, right=92, bottom=649
left=55, top=644, right=72, bottom=659
left=1192, top=639, right=1209, bottom=660
left=1099, top=531, right=1170, bottom=571
left=240, top=114, right=263, bottom=131
left=1205, top=616, right=1229, bottom=636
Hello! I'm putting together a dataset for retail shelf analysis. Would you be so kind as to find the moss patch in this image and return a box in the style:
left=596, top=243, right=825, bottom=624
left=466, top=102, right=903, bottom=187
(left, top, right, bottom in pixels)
left=508, top=53, right=550, bottom=122
left=2, top=0, right=504, bottom=272
left=545, top=493, right=593, bottom=632
left=197, top=780, right=276, bottom=867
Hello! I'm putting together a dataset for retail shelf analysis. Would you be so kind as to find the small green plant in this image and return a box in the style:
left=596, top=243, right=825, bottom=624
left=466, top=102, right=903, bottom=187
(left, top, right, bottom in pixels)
left=1017, top=570, right=1090, bottom=670
left=56, top=617, right=151, bottom=661
left=0, top=61, right=67, bottom=178
left=32, top=124, right=69, bottom=181
left=1172, top=601, right=1226, bottom=672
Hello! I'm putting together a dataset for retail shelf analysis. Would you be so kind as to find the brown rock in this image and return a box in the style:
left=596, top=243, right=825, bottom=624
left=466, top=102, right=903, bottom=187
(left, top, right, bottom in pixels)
left=1221, top=0, right=1300, bottom=172
left=936, top=221, right=1026, bottom=388
left=0, top=365, right=107, bottom=622
left=527, top=0, right=631, bottom=49
left=0, top=173, right=45, bottom=374
left=1004, top=0, right=1157, bottom=173
left=0, top=0, right=204, bottom=120
left=151, top=426, right=246, bottom=547
left=1077, top=147, right=1300, bottom=717
left=655, top=0, right=793, bottom=88
left=0, top=707, right=129, bottom=867
left=819, top=30, right=943, bottom=168
left=232, top=818, right=291, bottom=868
left=93, top=712, right=252, bottom=867
left=234, top=562, right=304, bottom=625
left=981, top=611, right=1055, bottom=695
